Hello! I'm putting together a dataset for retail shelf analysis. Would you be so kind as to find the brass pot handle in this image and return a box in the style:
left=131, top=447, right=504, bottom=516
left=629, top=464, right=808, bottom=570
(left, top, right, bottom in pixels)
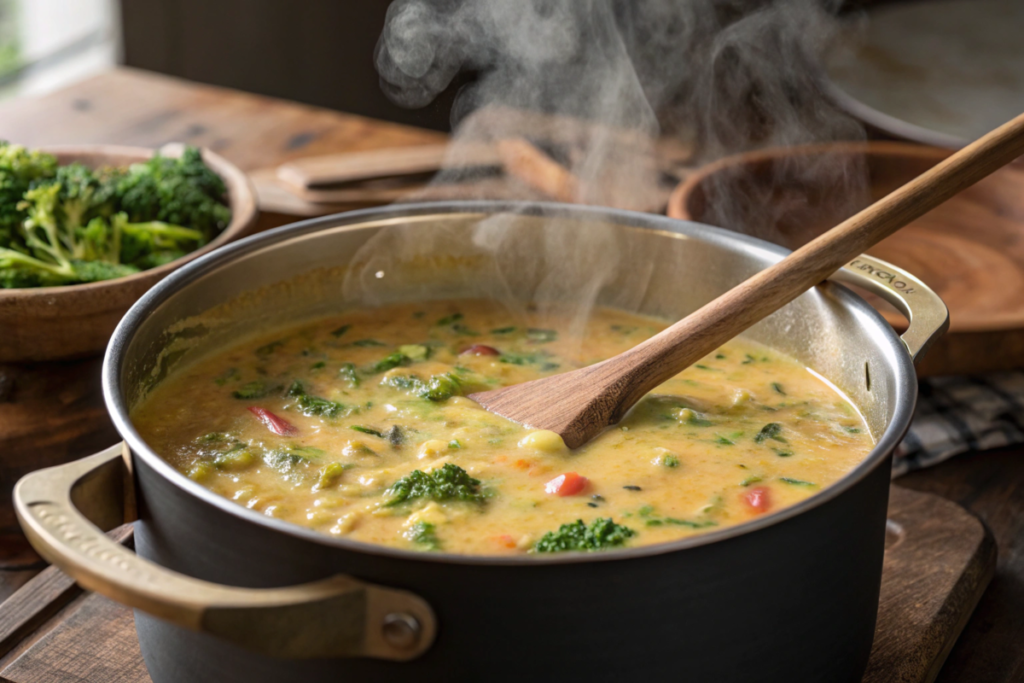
left=14, top=444, right=436, bottom=660
left=832, top=255, right=949, bottom=363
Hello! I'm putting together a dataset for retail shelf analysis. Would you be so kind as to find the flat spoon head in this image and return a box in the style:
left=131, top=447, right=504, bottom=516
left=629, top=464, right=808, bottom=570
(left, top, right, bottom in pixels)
left=469, top=361, right=626, bottom=450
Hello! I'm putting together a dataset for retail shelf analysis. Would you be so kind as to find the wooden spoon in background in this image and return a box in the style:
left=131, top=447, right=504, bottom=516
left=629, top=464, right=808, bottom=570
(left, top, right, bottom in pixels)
left=471, top=112, right=1024, bottom=449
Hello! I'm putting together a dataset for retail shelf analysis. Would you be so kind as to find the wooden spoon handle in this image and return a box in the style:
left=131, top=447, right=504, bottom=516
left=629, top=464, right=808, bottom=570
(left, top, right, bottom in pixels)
left=609, top=112, right=1024, bottom=413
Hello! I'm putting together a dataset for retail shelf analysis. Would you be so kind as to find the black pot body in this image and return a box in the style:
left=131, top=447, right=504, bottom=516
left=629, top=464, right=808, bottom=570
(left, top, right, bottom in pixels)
left=102, top=203, right=918, bottom=683
left=133, top=450, right=891, bottom=683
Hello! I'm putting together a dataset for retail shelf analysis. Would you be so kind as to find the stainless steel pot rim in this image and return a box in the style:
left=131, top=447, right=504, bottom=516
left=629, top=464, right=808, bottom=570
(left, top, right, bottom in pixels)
left=103, top=200, right=916, bottom=566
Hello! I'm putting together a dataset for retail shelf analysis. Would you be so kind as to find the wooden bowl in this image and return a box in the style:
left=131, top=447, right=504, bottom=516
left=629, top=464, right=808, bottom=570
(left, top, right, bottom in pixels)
left=668, top=141, right=1024, bottom=376
left=0, top=144, right=257, bottom=362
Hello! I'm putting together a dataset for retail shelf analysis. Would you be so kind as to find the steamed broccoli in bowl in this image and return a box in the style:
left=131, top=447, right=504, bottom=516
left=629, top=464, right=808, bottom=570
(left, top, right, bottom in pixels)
left=0, top=142, right=232, bottom=288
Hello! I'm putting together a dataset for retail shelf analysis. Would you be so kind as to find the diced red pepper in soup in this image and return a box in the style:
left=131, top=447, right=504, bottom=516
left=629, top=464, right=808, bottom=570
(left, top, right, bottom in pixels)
left=494, top=534, right=517, bottom=549
left=460, top=344, right=500, bottom=356
left=545, top=472, right=588, bottom=496
left=248, top=407, right=297, bottom=436
left=743, top=486, right=772, bottom=513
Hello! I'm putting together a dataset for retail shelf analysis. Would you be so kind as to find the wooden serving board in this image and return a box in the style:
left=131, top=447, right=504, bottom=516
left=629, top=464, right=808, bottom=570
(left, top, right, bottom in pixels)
left=0, top=486, right=994, bottom=683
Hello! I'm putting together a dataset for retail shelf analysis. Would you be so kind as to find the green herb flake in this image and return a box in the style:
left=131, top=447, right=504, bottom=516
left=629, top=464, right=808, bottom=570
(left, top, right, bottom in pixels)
left=448, top=439, right=462, bottom=449
left=662, top=518, right=718, bottom=529
left=771, top=382, right=786, bottom=395
left=436, top=312, right=463, bottom=326
left=231, top=380, right=274, bottom=400
left=197, top=431, right=231, bottom=443
left=754, top=422, right=786, bottom=444
left=317, top=462, right=349, bottom=489
left=287, top=380, right=345, bottom=418
left=662, top=454, right=680, bottom=468
left=310, top=361, right=326, bottom=371
left=348, top=339, right=387, bottom=348
left=714, top=435, right=735, bottom=445
left=772, top=448, right=793, bottom=457
left=384, top=372, right=463, bottom=402
left=404, top=521, right=441, bottom=551
left=742, top=354, right=757, bottom=365
left=779, top=477, right=817, bottom=488
left=385, top=425, right=405, bottom=447
left=398, top=344, right=431, bottom=361
left=679, top=408, right=713, bottom=427
left=350, top=425, right=384, bottom=438
left=369, top=351, right=410, bottom=374
left=339, top=362, right=360, bottom=388
left=330, top=324, right=351, bottom=338
left=266, top=445, right=325, bottom=471
left=741, top=475, right=763, bottom=487
left=491, top=326, right=517, bottom=334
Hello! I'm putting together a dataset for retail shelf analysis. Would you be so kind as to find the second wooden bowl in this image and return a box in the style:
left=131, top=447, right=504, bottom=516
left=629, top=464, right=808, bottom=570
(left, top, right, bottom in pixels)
left=668, top=141, right=1024, bottom=376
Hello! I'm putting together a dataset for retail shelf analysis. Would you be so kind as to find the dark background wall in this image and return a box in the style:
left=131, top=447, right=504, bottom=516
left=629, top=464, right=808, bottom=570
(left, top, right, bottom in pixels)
left=119, top=0, right=893, bottom=134
left=119, top=0, right=460, bottom=131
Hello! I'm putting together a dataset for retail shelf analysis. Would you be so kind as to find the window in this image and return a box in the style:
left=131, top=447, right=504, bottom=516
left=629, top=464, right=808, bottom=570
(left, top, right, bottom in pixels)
left=0, top=0, right=118, bottom=99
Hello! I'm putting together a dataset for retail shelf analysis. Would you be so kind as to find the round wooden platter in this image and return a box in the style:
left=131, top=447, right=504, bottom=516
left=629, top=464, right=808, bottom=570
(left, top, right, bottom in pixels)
left=823, top=0, right=1024, bottom=149
left=668, top=141, right=1024, bottom=377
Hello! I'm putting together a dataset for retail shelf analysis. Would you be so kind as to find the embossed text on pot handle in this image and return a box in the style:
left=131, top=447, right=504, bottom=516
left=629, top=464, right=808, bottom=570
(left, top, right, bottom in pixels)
left=832, top=254, right=950, bottom=363
left=14, top=444, right=436, bottom=660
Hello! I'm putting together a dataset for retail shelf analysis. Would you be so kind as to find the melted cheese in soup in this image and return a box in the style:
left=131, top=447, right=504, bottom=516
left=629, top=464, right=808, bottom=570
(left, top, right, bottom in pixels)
left=132, top=299, right=873, bottom=555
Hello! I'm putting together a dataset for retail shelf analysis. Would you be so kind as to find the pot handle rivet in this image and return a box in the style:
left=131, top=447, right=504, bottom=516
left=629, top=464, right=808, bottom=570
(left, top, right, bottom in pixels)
left=382, top=613, right=422, bottom=650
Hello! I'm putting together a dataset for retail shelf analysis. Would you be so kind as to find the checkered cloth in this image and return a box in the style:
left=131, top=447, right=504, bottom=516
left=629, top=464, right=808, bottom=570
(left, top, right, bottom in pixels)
left=894, top=372, right=1024, bottom=477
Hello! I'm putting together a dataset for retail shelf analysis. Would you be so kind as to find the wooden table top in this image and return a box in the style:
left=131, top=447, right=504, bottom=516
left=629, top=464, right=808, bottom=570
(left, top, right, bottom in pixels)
left=0, top=67, right=445, bottom=171
left=0, top=67, right=1021, bottom=683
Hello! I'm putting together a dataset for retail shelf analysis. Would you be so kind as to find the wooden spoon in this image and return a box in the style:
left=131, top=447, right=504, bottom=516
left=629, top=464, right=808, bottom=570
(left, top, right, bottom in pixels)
left=470, top=112, right=1024, bottom=449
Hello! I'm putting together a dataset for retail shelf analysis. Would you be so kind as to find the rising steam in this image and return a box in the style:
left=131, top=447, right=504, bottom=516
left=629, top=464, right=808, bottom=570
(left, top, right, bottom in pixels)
left=344, top=0, right=866, bottom=332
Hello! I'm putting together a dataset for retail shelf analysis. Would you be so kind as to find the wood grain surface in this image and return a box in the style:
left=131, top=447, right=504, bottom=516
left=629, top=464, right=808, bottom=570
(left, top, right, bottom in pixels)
left=863, top=487, right=995, bottom=683
left=0, top=593, right=148, bottom=683
left=899, top=445, right=1024, bottom=683
left=0, top=68, right=446, bottom=174
left=0, top=526, right=133, bottom=663
left=0, top=358, right=119, bottom=538
left=0, top=486, right=993, bottom=683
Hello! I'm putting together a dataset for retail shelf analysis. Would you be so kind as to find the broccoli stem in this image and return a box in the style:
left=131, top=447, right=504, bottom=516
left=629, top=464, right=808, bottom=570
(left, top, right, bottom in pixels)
left=0, top=246, right=74, bottom=279
left=121, top=221, right=205, bottom=243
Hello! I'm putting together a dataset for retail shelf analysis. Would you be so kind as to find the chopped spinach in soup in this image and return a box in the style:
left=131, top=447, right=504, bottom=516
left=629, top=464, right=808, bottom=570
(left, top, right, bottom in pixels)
left=131, top=300, right=873, bottom=555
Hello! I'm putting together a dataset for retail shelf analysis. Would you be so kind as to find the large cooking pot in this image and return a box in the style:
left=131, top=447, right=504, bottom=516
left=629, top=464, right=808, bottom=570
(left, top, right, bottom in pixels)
left=14, top=202, right=947, bottom=683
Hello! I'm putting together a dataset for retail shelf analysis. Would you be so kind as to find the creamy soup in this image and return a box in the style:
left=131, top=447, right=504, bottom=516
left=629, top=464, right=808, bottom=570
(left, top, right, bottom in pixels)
left=132, top=299, right=873, bottom=555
